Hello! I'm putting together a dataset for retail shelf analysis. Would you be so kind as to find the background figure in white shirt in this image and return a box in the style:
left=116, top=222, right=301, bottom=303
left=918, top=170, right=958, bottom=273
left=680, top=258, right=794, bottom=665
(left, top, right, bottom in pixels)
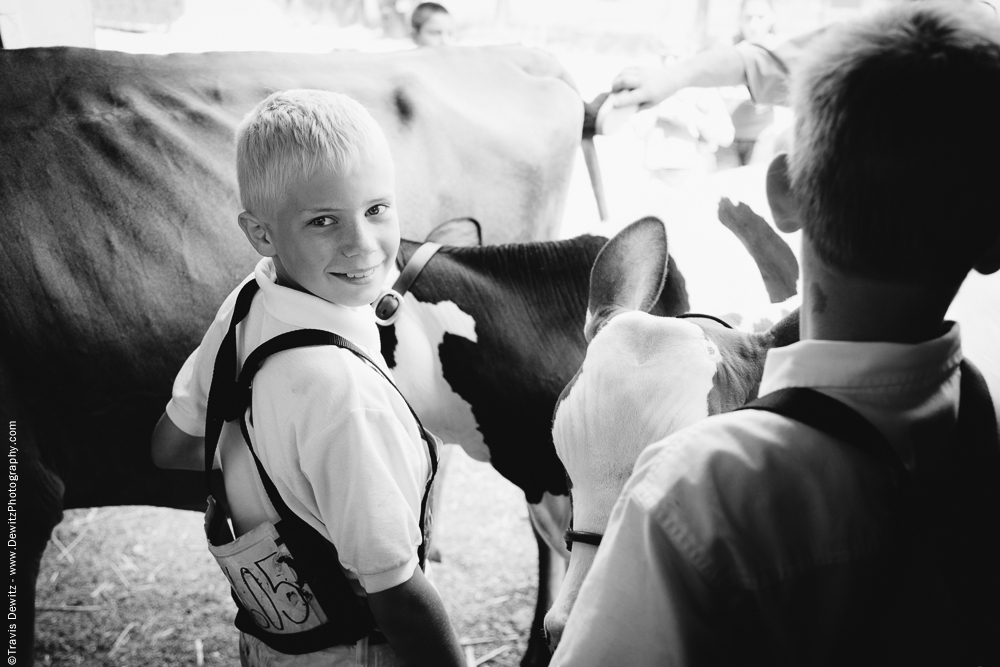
left=552, top=4, right=1000, bottom=665
left=150, top=89, right=465, bottom=667
left=610, top=0, right=999, bottom=110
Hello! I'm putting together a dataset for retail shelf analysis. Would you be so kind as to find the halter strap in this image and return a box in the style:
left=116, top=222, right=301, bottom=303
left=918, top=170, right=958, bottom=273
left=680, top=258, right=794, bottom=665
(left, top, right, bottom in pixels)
left=564, top=529, right=604, bottom=551
left=677, top=312, right=735, bottom=330
left=374, top=242, right=442, bottom=326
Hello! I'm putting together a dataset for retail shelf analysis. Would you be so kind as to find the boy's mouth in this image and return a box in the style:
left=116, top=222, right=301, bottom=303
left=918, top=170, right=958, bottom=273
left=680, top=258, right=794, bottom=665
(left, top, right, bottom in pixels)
left=333, top=266, right=379, bottom=281
left=344, top=267, right=376, bottom=279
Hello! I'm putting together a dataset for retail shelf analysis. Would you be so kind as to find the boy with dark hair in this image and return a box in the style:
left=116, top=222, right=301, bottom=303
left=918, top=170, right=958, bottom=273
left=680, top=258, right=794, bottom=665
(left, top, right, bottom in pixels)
left=411, top=2, right=454, bottom=47
left=552, top=4, right=1000, bottom=665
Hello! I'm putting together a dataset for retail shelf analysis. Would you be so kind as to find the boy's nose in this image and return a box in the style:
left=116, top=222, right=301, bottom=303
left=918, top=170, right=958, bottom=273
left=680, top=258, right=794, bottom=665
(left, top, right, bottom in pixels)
left=341, top=219, right=379, bottom=257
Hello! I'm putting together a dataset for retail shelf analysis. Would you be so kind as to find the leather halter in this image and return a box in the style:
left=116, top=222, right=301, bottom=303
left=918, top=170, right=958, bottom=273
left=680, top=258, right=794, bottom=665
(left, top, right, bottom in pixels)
left=562, top=311, right=734, bottom=551
left=676, top=312, right=735, bottom=329
left=564, top=529, right=603, bottom=551
left=374, top=242, right=442, bottom=326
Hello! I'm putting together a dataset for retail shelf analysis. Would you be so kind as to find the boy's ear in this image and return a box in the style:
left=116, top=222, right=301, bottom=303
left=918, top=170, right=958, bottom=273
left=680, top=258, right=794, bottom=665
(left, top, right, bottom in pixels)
left=238, top=210, right=278, bottom=258
left=973, top=232, right=1000, bottom=275
left=766, top=153, right=804, bottom=234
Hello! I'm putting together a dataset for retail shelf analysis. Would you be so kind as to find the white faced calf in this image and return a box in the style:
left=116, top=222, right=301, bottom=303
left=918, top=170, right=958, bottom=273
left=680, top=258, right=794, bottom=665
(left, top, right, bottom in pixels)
left=544, top=218, right=798, bottom=650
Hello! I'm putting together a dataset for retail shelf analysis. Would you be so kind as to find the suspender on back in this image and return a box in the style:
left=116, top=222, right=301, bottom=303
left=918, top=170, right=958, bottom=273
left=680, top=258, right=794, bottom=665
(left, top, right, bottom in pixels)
left=204, top=279, right=438, bottom=654
left=738, top=360, right=1000, bottom=665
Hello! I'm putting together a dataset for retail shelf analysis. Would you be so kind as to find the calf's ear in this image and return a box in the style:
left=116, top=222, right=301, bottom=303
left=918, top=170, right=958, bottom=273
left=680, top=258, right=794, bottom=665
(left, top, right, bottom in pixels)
left=585, top=216, right=668, bottom=342
left=425, top=217, right=483, bottom=247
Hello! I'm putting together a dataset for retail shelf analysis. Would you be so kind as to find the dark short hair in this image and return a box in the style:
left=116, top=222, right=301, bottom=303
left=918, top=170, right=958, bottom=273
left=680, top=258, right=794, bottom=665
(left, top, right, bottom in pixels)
left=790, top=4, right=1000, bottom=283
left=412, top=2, right=449, bottom=32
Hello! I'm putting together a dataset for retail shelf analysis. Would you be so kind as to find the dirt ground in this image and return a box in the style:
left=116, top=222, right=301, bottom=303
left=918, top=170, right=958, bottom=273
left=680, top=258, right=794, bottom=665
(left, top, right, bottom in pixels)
left=36, top=447, right=538, bottom=666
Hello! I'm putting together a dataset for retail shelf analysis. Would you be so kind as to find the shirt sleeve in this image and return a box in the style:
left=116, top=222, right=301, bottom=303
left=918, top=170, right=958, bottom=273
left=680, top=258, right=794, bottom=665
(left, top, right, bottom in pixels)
left=735, top=27, right=830, bottom=106
left=551, top=440, right=733, bottom=667
left=165, top=274, right=254, bottom=436
left=300, top=407, right=423, bottom=593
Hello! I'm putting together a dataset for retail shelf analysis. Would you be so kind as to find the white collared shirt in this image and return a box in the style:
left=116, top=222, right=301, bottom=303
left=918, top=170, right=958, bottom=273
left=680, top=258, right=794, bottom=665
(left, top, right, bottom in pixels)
left=553, top=324, right=966, bottom=666
left=167, top=258, right=428, bottom=594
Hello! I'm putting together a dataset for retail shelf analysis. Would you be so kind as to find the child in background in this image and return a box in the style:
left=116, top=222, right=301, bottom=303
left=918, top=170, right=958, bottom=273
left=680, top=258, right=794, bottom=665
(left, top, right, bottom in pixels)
left=150, top=89, right=465, bottom=667
left=411, top=2, right=455, bottom=47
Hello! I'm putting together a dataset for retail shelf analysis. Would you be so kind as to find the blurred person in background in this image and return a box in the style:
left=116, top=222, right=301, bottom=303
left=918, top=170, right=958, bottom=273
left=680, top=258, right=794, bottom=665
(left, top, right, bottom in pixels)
left=736, top=0, right=778, bottom=43
left=717, top=0, right=780, bottom=167
left=411, top=2, right=455, bottom=47
left=641, top=69, right=735, bottom=173
left=610, top=0, right=999, bottom=112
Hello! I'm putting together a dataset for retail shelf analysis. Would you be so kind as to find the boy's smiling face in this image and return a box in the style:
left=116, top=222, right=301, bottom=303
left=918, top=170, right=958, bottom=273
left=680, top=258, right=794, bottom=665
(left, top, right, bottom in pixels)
left=260, top=142, right=400, bottom=308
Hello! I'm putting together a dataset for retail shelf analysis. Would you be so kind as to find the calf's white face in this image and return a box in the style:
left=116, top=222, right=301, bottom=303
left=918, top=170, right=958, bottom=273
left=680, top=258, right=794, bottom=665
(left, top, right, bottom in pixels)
left=553, top=311, right=717, bottom=537
left=543, top=217, right=798, bottom=651
left=546, top=310, right=719, bottom=646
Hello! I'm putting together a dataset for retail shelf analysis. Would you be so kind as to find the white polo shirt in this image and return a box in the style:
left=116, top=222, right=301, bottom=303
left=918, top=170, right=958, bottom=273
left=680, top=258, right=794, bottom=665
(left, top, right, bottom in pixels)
left=552, top=324, right=969, bottom=665
left=167, top=258, right=429, bottom=594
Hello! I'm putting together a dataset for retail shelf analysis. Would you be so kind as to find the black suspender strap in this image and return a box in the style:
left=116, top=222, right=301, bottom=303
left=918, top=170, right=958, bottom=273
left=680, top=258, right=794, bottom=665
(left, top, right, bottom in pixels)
left=202, top=277, right=440, bottom=652
left=232, top=327, right=439, bottom=568
left=205, top=279, right=261, bottom=491
left=738, top=386, right=910, bottom=487
left=740, top=366, right=1000, bottom=664
left=204, top=278, right=438, bottom=571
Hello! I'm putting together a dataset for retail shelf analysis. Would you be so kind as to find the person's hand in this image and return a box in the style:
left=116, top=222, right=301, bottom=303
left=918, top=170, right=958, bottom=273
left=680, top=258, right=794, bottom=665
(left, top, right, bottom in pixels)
left=611, top=66, right=684, bottom=111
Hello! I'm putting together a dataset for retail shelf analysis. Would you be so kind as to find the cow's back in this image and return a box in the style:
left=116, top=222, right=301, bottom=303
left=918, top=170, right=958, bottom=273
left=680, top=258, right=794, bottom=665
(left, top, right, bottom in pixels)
left=0, top=46, right=581, bottom=510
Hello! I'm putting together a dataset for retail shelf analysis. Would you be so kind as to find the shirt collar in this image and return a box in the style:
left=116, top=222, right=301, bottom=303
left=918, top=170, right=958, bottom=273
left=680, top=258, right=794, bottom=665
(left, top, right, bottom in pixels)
left=254, top=257, right=382, bottom=354
left=759, top=322, right=962, bottom=397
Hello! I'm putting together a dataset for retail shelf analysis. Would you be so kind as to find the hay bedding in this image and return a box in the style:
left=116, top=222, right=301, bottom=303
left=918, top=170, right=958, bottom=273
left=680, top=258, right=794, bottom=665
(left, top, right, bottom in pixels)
left=36, top=449, right=538, bottom=666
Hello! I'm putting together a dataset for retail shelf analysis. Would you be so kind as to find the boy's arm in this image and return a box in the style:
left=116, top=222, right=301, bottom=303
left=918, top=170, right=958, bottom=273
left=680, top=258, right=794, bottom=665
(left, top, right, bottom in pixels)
left=150, top=412, right=206, bottom=470
left=610, top=26, right=828, bottom=110
left=367, top=567, right=465, bottom=667
left=611, top=47, right=747, bottom=110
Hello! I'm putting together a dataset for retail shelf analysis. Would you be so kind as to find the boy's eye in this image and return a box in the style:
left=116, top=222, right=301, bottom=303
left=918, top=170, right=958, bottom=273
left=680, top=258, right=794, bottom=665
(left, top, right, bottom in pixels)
left=308, top=216, right=336, bottom=227
left=366, top=204, right=387, bottom=217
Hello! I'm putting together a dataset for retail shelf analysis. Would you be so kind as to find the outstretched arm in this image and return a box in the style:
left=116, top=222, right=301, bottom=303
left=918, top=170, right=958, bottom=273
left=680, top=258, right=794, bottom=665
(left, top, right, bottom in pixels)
left=611, top=27, right=828, bottom=111
left=368, top=567, right=465, bottom=667
left=611, top=46, right=747, bottom=110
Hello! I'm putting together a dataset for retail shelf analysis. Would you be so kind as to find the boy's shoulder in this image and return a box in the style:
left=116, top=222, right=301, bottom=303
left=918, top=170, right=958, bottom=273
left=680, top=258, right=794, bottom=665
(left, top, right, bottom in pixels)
left=252, top=339, right=394, bottom=417
left=631, top=409, right=894, bottom=585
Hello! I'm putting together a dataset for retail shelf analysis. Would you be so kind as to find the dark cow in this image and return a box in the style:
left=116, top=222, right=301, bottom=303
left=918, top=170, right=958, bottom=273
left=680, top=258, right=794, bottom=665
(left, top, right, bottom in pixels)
left=380, top=225, right=690, bottom=664
left=1, top=44, right=586, bottom=666
left=543, top=219, right=799, bottom=649
left=2, top=47, right=692, bottom=666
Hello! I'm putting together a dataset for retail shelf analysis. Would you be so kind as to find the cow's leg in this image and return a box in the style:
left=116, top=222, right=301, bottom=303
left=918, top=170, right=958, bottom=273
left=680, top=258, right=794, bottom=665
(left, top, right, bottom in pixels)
left=3, top=367, right=65, bottom=667
left=522, top=493, right=571, bottom=667
left=20, top=453, right=63, bottom=667
left=11, top=430, right=63, bottom=665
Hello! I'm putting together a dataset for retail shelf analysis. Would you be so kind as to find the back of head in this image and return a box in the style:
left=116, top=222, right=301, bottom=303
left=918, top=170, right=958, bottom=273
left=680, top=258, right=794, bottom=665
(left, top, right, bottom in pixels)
left=235, top=89, right=388, bottom=222
left=789, top=3, right=1000, bottom=284
left=411, top=2, right=449, bottom=33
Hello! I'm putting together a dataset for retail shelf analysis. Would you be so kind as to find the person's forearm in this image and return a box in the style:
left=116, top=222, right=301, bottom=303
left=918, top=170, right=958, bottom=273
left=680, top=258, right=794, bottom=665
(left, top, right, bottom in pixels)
left=150, top=413, right=206, bottom=470
left=368, top=568, right=465, bottom=667
left=612, top=46, right=748, bottom=110
left=671, top=46, right=748, bottom=90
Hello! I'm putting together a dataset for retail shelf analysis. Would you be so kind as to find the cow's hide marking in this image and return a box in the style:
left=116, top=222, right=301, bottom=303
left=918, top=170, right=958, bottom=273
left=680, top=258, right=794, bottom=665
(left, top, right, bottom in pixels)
left=392, top=296, right=491, bottom=462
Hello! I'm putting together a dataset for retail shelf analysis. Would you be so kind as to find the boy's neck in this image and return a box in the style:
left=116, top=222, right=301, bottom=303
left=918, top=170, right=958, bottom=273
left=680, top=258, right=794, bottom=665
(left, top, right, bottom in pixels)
left=799, top=243, right=959, bottom=345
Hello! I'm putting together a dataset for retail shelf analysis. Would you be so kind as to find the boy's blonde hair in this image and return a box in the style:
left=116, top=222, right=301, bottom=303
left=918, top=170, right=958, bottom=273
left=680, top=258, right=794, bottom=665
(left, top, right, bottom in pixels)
left=236, top=89, right=389, bottom=222
left=789, top=3, right=1000, bottom=283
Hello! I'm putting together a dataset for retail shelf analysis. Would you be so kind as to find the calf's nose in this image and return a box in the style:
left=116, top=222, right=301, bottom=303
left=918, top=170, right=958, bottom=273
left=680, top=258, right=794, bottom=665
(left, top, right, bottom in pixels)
left=544, top=611, right=567, bottom=653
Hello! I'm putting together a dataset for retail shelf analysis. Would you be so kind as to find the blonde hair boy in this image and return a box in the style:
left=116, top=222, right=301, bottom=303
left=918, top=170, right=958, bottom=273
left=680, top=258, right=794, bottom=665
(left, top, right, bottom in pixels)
left=151, top=90, right=465, bottom=666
